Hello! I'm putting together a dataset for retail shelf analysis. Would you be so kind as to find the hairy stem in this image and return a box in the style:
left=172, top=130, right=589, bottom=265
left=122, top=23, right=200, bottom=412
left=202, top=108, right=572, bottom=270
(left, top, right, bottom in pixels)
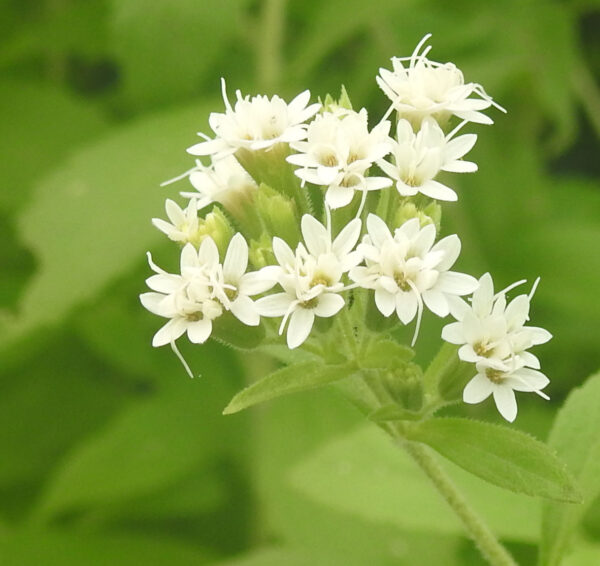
left=402, top=441, right=518, bottom=566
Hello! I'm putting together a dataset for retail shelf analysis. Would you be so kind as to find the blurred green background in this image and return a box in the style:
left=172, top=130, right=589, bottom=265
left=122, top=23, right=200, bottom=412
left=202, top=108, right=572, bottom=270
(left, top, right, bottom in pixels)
left=1, top=0, right=599, bottom=564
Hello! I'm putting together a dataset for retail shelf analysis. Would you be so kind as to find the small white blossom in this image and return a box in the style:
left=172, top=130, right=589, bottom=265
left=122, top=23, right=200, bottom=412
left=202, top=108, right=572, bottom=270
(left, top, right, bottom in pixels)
left=179, top=155, right=258, bottom=214
left=256, top=215, right=361, bottom=348
left=140, top=235, right=276, bottom=348
left=187, top=79, right=321, bottom=159
left=350, top=214, right=478, bottom=344
left=442, top=273, right=552, bottom=422
left=287, top=109, right=392, bottom=209
left=140, top=240, right=223, bottom=347
left=377, top=118, right=477, bottom=201
left=377, top=34, right=503, bottom=127
left=152, top=198, right=201, bottom=245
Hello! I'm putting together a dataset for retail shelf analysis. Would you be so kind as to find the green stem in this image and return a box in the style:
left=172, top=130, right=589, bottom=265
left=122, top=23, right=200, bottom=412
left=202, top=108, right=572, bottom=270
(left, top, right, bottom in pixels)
left=402, top=441, right=518, bottom=566
left=257, top=0, right=286, bottom=91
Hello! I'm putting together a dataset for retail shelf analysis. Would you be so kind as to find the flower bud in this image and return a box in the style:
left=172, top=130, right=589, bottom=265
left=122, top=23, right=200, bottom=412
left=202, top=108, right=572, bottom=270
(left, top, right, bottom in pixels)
left=322, top=85, right=354, bottom=114
left=380, top=362, right=424, bottom=412
left=254, top=183, right=301, bottom=247
left=197, top=206, right=234, bottom=257
left=393, top=199, right=442, bottom=232
left=248, top=233, right=277, bottom=269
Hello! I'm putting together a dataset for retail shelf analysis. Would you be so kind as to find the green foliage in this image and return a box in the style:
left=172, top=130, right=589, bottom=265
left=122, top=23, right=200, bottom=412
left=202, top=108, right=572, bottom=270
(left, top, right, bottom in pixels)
left=0, top=0, right=598, bottom=563
left=3, top=102, right=213, bottom=350
left=224, top=361, right=355, bottom=414
left=290, top=424, right=541, bottom=541
left=406, top=418, right=581, bottom=502
left=540, top=372, right=600, bottom=566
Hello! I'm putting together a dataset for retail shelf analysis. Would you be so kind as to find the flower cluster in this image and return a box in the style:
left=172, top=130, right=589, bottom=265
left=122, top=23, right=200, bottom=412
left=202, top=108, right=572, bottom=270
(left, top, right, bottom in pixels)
left=141, top=35, right=549, bottom=422
left=442, top=274, right=552, bottom=421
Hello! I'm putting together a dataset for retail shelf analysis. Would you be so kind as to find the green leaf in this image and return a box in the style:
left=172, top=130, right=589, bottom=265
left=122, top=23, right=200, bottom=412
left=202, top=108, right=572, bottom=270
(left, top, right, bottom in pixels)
left=368, top=404, right=421, bottom=423
left=223, top=361, right=354, bottom=414
left=540, top=372, right=600, bottom=566
left=290, top=425, right=542, bottom=541
left=110, top=0, right=245, bottom=109
left=0, top=529, right=210, bottom=566
left=34, top=387, right=224, bottom=520
left=0, top=80, right=108, bottom=213
left=4, top=101, right=213, bottom=351
left=405, top=418, right=581, bottom=502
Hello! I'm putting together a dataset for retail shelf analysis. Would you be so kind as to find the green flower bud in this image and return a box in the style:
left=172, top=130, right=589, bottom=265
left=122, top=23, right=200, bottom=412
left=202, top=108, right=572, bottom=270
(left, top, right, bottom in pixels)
left=248, top=233, right=276, bottom=269
left=381, top=362, right=424, bottom=412
left=254, top=183, right=301, bottom=248
left=197, top=206, right=234, bottom=257
left=321, top=85, right=354, bottom=114
left=393, top=199, right=442, bottom=232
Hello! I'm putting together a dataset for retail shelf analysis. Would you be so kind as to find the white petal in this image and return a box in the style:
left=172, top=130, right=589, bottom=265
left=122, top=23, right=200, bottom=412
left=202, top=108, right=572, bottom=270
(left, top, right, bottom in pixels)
left=472, top=273, right=494, bottom=317
left=140, top=292, right=172, bottom=317
left=325, top=185, right=355, bottom=209
left=444, top=134, right=477, bottom=162
left=223, top=233, right=248, bottom=282
left=187, top=318, right=213, bottom=343
left=272, top=237, right=295, bottom=268
left=422, top=289, right=449, bottom=317
left=441, top=321, right=465, bottom=344
left=366, top=213, right=392, bottom=247
left=152, top=318, right=187, bottom=347
left=510, top=368, right=550, bottom=392
left=301, top=215, right=329, bottom=256
left=332, top=218, right=362, bottom=257
left=419, top=180, right=458, bottom=202
left=198, top=237, right=219, bottom=266
left=372, top=288, right=393, bottom=316
left=256, top=293, right=293, bottom=316
left=230, top=295, right=260, bottom=326
left=431, top=234, right=461, bottom=271
left=493, top=386, right=518, bottom=422
left=314, top=293, right=345, bottom=317
left=436, top=271, right=479, bottom=296
left=238, top=271, right=277, bottom=295
left=287, top=308, right=315, bottom=349
left=396, top=292, right=418, bottom=324
left=463, top=374, right=493, bottom=404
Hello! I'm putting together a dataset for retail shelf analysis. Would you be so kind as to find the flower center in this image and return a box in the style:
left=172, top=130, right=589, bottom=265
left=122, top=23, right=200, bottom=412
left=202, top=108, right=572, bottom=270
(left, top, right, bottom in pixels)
left=474, top=341, right=492, bottom=357
left=394, top=271, right=412, bottom=292
left=185, top=311, right=204, bottom=322
left=310, top=275, right=331, bottom=288
left=225, top=286, right=239, bottom=301
left=485, top=368, right=505, bottom=384
left=300, top=296, right=319, bottom=309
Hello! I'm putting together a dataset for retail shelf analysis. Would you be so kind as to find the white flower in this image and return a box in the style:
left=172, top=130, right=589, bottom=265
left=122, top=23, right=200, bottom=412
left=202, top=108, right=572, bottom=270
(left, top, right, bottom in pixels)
left=442, top=273, right=552, bottom=422
left=377, top=34, right=503, bottom=126
left=287, top=109, right=392, bottom=209
left=377, top=118, right=477, bottom=201
left=187, top=79, right=321, bottom=159
left=179, top=155, right=258, bottom=213
left=214, top=233, right=277, bottom=326
left=256, top=215, right=361, bottom=348
left=441, top=273, right=552, bottom=369
left=140, top=235, right=276, bottom=347
left=350, top=214, right=477, bottom=344
left=140, top=240, right=223, bottom=347
left=463, top=361, right=550, bottom=423
left=152, top=198, right=201, bottom=245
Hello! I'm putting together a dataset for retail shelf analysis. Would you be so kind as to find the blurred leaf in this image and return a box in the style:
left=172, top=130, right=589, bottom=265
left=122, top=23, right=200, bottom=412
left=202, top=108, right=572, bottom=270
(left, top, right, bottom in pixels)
left=215, top=547, right=333, bottom=566
left=34, top=386, right=226, bottom=520
left=0, top=0, right=109, bottom=67
left=253, top=388, right=466, bottom=565
left=0, top=79, right=108, bottom=213
left=110, top=0, right=246, bottom=109
left=540, top=372, right=600, bottom=566
left=361, top=338, right=414, bottom=369
left=562, top=540, right=600, bottom=566
left=0, top=332, right=126, bottom=488
left=290, top=424, right=541, bottom=541
left=4, top=101, right=214, bottom=353
left=223, top=361, right=355, bottom=414
left=406, top=418, right=581, bottom=502
left=0, top=528, right=210, bottom=566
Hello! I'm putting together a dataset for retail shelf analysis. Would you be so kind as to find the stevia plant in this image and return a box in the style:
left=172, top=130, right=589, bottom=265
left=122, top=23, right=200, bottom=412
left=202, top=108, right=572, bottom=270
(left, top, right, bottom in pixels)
left=140, top=35, right=581, bottom=566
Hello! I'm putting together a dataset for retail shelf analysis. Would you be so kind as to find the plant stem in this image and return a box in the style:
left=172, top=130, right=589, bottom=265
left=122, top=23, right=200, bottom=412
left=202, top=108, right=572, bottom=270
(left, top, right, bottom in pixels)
left=402, top=440, right=518, bottom=566
left=257, top=0, right=286, bottom=91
